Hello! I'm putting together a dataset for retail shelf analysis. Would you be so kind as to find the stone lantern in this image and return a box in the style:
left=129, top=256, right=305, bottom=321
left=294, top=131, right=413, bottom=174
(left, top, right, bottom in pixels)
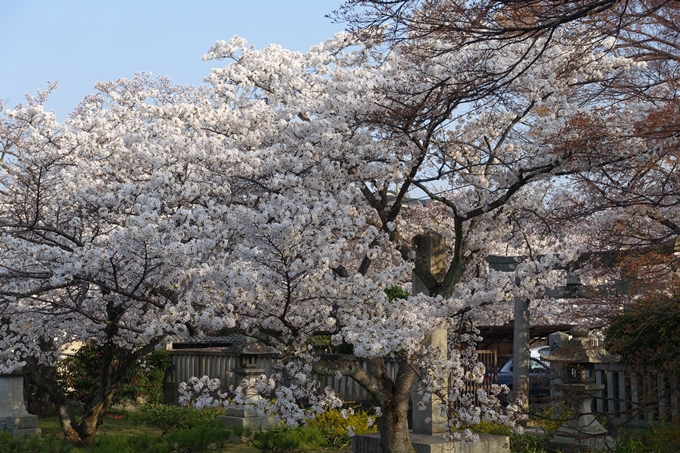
left=543, top=326, right=615, bottom=452
left=218, top=339, right=279, bottom=430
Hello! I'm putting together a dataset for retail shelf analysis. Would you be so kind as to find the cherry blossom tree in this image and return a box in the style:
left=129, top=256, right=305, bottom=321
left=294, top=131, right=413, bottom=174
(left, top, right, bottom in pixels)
left=0, top=26, right=639, bottom=452
left=185, top=31, right=633, bottom=451
left=334, top=0, right=680, bottom=274
left=0, top=77, right=234, bottom=444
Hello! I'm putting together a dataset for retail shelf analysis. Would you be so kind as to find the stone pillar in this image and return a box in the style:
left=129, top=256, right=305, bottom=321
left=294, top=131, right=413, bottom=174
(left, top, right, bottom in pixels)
left=513, top=298, right=530, bottom=414
left=0, top=368, right=41, bottom=438
left=411, top=231, right=448, bottom=435
left=548, top=331, right=571, bottom=402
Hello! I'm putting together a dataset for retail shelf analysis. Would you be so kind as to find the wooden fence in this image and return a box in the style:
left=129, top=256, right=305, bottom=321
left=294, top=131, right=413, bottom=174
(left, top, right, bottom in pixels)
left=593, top=363, right=680, bottom=427
left=164, top=348, right=680, bottom=429
left=164, top=349, right=399, bottom=405
left=449, top=350, right=497, bottom=412
left=164, top=349, right=489, bottom=406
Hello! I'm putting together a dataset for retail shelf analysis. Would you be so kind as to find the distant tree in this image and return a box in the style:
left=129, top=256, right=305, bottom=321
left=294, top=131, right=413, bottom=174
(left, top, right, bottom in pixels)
left=606, top=280, right=680, bottom=375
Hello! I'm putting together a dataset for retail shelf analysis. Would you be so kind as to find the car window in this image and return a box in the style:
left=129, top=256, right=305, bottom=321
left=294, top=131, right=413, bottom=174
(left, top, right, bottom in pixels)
left=530, top=360, right=548, bottom=372
left=507, top=359, right=548, bottom=373
left=497, top=357, right=510, bottom=370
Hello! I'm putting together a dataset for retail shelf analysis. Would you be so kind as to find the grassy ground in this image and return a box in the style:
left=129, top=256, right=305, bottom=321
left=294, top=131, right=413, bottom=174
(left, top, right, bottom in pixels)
left=33, top=411, right=349, bottom=453
left=37, top=415, right=260, bottom=453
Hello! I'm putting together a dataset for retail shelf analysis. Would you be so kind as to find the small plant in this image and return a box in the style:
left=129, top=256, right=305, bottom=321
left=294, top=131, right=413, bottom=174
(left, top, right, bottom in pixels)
left=613, top=421, right=680, bottom=453
left=605, top=283, right=680, bottom=376
left=237, top=426, right=325, bottom=453
left=530, top=402, right=571, bottom=438
left=469, top=420, right=514, bottom=436
left=162, top=420, right=233, bottom=453
left=130, top=404, right=224, bottom=434
left=509, top=433, right=550, bottom=453
left=235, top=407, right=378, bottom=452
left=305, top=407, right=379, bottom=450
left=0, top=435, right=74, bottom=453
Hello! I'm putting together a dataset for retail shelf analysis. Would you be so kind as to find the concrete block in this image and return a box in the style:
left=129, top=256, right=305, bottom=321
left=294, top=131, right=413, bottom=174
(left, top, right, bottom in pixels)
left=218, top=414, right=279, bottom=431
left=6, top=415, right=39, bottom=430
left=11, top=427, right=41, bottom=439
left=352, top=432, right=510, bottom=453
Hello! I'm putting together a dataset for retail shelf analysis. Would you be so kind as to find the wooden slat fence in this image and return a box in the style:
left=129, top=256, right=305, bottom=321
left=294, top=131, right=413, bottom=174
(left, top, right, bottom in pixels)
left=164, top=349, right=489, bottom=407
left=164, top=349, right=399, bottom=405
left=593, top=363, right=680, bottom=427
left=165, top=347, right=679, bottom=430
left=449, top=350, right=497, bottom=413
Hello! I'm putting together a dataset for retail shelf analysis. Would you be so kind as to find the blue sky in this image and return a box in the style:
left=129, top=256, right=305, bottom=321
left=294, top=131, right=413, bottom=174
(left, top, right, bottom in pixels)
left=1, top=1, right=345, bottom=120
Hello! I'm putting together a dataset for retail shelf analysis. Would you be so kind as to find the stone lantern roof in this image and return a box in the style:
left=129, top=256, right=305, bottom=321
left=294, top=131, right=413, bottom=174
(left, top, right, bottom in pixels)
left=543, top=325, right=617, bottom=365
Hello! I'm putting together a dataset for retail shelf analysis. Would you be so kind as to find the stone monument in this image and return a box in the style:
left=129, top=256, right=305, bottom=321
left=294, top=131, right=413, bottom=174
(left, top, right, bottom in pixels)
left=0, top=368, right=41, bottom=438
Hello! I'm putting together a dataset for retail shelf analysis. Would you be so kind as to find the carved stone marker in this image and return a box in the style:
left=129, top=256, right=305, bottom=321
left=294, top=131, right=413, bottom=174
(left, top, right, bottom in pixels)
left=0, top=368, right=41, bottom=438
left=411, top=231, right=448, bottom=435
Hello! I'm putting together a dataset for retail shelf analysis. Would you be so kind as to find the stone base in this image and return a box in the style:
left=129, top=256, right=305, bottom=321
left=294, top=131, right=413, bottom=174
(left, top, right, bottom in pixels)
left=1, top=415, right=41, bottom=439
left=218, top=414, right=279, bottom=431
left=11, top=427, right=42, bottom=439
left=7, top=415, right=39, bottom=430
left=352, top=432, right=510, bottom=453
left=549, top=434, right=615, bottom=453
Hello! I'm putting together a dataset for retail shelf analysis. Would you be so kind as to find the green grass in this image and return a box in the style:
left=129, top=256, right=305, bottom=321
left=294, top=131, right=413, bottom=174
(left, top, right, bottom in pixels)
left=20, top=409, right=352, bottom=453
left=6, top=410, right=261, bottom=453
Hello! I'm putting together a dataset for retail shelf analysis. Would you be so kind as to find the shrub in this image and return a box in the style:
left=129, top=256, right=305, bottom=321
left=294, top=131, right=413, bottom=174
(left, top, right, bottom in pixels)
left=305, top=407, right=378, bottom=450
left=0, top=435, right=74, bottom=453
left=59, top=344, right=172, bottom=405
left=468, top=420, right=514, bottom=436
left=509, top=433, right=550, bottom=453
left=162, top=420, right=232, bottom=453
left=605, top=282, right=680, bottom=375
left=130, top=404, right=225, bottom=435
left=614, top=421, right=680, bottom=453
left=237, top=407, right=378, bottom=452
left=237, top=426, right=325, bottom=453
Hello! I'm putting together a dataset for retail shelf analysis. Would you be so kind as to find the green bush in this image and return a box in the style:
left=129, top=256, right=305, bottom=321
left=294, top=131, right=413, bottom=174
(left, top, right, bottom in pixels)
left=89, top=433, right=165, bottom=453
left=59, top=344, right=172, bottom=405
left=468, top=420, right=514, bottom=436
left=613, top=421, right=680, bottom=453
left=237, top=407, right=378, bottom=452
left=0, top=435, right=74, bottom=453
left=162, top=420, right=232, bottom=453
left=237, top=426, right=325, bottom=453
left=85, top=421, right=231, bottom=453
left=305, top=407, right=378, bottom=450
left=509, top=433, right=550, bottom=453
left=385, top=285, right=409, bottom=301
left=130, top=404, right=225, bottom=435
left=605, top=283, right=680, bottom=375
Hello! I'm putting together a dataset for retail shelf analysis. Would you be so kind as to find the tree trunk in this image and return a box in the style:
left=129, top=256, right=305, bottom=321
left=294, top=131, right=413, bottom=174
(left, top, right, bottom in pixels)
left=28, top=365, right=112, bottom=446
left=23, top=339, right=159, bottom=445
left=314, top=355, right=417, bottom=453
left=376, top=399, right=415, bottom=453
